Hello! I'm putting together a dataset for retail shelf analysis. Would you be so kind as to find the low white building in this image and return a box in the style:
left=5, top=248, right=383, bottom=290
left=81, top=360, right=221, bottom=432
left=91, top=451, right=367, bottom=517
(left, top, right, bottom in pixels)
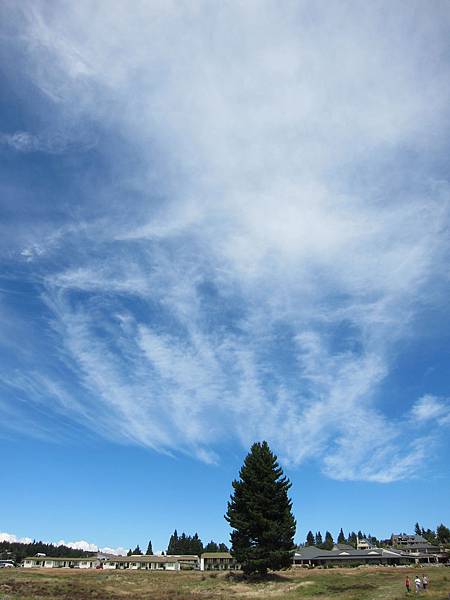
left=103, top=555, right=180, bottom=570
left=23, top=557, right=97, bottom=569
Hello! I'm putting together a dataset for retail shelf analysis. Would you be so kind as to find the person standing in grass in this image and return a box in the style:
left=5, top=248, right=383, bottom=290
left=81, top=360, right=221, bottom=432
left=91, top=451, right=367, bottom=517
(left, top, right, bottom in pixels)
left=405, top=575, right=411, bottom=593
left=422, top=575, right=428, bottom=591
left=415, top=575, right=421, bottom=593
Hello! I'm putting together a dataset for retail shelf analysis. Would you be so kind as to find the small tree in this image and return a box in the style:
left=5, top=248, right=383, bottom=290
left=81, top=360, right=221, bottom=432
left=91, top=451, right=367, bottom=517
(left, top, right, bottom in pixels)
left=225, top=441, right=296, bottom=575
left=132, top=545, right=143, bottom=555
left=146, top=540, right=153, bottom=555
left=306, top=531, right=315, bottom=546
left=126, top=549, right=133, bottom=557
left=415, top=522, right=422, bottom=536
left=315, top=532, right=323, bottom=547
left=337, top=528, right=346, bottom=544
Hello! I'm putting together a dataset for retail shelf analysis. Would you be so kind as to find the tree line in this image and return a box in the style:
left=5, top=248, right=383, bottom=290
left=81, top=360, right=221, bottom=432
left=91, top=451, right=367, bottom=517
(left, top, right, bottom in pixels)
left=166, top=530, right=228, bottom=555
left=0, top=540, right=94, bottom=564
left=124, top=532, right=229, bottom=557
left=303, top=523, right=450, bottom=550
left=304, top=529, right=381, bottom=549
left=414, top=522, right=450, bottom=545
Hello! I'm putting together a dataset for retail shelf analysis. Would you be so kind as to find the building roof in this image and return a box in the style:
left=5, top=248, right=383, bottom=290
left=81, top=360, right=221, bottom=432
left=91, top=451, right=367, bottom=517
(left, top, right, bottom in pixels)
left=201, top=552, right=233, bottom=559
left=392, top=534, right=428, bottom=543
left=294, top=546, right=404, bottom=561
left=24, top=557, right=94, bottom=562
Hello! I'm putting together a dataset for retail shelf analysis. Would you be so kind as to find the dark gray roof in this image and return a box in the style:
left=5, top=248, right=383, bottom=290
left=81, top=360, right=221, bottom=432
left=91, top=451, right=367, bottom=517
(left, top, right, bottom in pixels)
left=294, top=546, right=326, bottom=559
left=294, top=546, right=413, bottom=561
left=392, top=534, right=427, bottom=543
left=404, top=544, right=440, bottom=550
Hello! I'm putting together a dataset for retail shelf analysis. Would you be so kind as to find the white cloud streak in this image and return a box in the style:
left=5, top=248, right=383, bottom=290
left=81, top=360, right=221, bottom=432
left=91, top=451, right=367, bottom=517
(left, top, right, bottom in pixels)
left=0, top=532, right=126, bottom=555
left=411, top=395, right=450, bottom=426
left=1, top=1, right=450, bottom=482
left=0, top=130, right=96, bottom=154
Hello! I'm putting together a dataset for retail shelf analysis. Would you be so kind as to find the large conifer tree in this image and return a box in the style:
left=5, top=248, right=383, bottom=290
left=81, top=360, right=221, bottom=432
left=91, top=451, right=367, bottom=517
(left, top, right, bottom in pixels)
left=225, top=441, right=296, bottom=575
left=306, top=531, right=315, bottom=546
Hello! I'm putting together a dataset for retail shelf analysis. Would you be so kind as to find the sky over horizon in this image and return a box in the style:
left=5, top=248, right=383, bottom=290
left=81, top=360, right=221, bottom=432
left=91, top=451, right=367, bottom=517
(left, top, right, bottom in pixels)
left=1, top=0, right=450, bottom=550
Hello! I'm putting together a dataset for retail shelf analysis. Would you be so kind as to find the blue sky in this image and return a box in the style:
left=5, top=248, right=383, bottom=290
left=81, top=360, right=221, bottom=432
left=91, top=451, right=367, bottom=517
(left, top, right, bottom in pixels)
left=1, top=1, right=450, bottom=554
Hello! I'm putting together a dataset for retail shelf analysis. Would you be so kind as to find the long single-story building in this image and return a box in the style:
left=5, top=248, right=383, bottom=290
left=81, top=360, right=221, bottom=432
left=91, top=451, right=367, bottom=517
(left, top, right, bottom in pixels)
left=23, top=557, right=97, bottom=569
left=293, top=545, right=417, bottom=567
left=23, top=554, right=201, bottom=571
left=103, top=555, right=181, bottom=570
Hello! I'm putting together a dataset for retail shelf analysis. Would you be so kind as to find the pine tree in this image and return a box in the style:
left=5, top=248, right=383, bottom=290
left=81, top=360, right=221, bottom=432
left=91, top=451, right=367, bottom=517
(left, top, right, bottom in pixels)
left=218, top=543, right=229, bottom=552
left=126, top=549, right=133, bottom=557
left=132, top=545, right=143, bottom=555
left=306, top=531, right=315, bottom=546
left=146, top=540, right=153, bottom=555
left=415, top=522, right=422, bottom=536
left=315, top=532, right=323, bottom=547
left=225, top=441, right=296, bottom=575
left=347, top=532, right=357, bottom=548
left=323, top=531, right=334, bottom=550
left=337, top=528, right=346, bottom=544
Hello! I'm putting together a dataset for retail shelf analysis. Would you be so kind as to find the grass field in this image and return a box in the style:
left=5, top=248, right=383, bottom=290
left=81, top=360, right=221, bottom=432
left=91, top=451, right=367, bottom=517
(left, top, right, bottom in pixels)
left=0, top=567, right=449, bottom=600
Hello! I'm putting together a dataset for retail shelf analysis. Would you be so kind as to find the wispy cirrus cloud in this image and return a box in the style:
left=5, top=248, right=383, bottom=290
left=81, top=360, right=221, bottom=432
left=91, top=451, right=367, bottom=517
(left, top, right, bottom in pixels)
left=1, top=1, right=450, bottom=482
